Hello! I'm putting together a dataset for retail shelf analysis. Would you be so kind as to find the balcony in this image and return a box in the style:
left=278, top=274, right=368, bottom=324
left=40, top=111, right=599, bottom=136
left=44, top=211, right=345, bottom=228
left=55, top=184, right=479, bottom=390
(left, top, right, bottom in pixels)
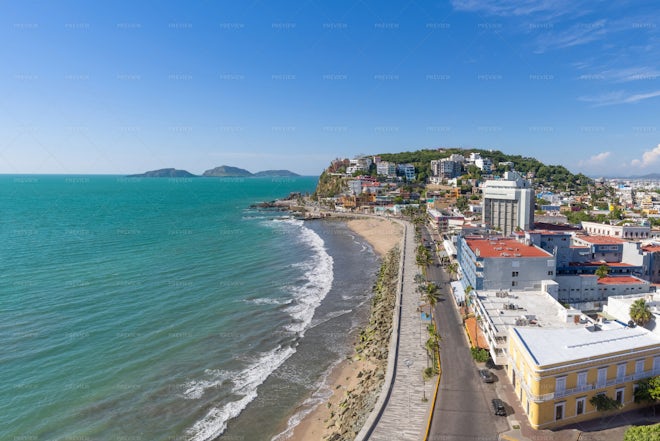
left=554, top=383, right=594, bottom=399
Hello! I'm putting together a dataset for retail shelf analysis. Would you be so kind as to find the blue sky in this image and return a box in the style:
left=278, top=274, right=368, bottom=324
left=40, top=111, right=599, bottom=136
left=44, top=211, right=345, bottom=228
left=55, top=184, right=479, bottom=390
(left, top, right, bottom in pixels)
left=1, top=0, right=660, bottom=176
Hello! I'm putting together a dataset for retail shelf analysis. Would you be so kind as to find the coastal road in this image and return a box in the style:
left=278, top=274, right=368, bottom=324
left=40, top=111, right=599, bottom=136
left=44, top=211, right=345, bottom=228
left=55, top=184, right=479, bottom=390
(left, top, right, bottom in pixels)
left=426, top=253, right=507, bottom=441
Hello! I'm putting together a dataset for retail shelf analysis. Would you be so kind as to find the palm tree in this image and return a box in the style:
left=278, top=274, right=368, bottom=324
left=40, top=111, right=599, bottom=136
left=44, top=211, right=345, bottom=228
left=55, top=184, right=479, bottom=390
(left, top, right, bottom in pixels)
left=426, top=283, right=439, bottom=312
left=595, top=264, right=609, bottom=279
left=630, top=298, right=653, bottom=327
left=447, top=262, right=458, bottom=280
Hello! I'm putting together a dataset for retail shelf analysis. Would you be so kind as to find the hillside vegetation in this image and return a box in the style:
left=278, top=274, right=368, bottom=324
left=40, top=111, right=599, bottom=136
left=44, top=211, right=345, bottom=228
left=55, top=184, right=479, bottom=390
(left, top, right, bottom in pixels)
left=378, top=148, right=592, bottom=192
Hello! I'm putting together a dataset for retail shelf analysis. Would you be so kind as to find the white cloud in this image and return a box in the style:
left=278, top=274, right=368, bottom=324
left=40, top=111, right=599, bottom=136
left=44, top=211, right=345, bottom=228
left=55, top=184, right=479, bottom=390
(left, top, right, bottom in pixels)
left=534, top=19, right=609, bottom=53
left=631, top=144, right=660, bottom=168
left=578, top=151, right=611, bottom=168
left=451, top=0, right=579, bottom=18
left=578, top=89, right=660, bottom=106
left=601, top=66, right=660, bottom=83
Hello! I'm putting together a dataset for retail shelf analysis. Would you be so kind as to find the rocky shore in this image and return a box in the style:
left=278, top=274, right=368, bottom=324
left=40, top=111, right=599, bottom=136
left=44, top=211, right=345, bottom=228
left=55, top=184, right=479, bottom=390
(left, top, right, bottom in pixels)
left=322, top=246, right=400, bottom=440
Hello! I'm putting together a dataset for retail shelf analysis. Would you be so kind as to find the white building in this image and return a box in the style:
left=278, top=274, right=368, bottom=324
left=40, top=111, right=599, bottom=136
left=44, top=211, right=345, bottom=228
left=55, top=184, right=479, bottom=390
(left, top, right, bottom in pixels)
left=346, top=157, right=372, bottom=175
left=481, top=171, right=535, bottom=235
left=604, top=293, right=660, bottom=332
left=581, top=221, right=652, bottom=240
left=376, top=161, right=396, bottom=177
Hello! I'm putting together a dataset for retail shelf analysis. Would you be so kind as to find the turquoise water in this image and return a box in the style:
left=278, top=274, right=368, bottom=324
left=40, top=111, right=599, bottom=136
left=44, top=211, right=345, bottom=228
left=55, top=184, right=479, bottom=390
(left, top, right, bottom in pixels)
left=0, top=175, right=378, bottom=440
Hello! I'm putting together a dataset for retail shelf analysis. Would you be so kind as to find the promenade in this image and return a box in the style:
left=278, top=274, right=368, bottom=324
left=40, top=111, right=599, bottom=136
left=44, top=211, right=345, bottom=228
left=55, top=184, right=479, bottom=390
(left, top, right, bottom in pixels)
left=358, top=219, right=434, bottom=440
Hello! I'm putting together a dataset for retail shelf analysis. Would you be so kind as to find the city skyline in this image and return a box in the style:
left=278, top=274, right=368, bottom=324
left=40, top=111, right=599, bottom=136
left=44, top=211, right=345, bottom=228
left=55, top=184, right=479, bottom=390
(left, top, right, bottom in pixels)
left=2, top=1, right=660, bottom=176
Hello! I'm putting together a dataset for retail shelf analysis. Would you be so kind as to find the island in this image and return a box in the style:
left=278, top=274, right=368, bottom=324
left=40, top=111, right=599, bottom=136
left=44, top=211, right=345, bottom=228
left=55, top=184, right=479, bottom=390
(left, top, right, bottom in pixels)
left=126, top=165, right=301, bottom=178
left=201, top=165, right=253, bottom=177
left=126, top=168, right=197, bottom=178
left=253, top=170, right=300, bottom=177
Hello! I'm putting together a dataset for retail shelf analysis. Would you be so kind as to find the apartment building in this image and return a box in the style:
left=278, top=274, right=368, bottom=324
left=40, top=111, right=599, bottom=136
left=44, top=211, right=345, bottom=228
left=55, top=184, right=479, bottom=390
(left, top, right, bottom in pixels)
left=456, top=235, right=556, bottom=291
left=482, top=171, right=535, bottom=235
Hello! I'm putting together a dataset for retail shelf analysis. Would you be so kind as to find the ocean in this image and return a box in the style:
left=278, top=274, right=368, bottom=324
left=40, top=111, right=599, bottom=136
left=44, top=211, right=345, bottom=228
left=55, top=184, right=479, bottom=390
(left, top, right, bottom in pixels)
left=0, top=175, right=380, bottom=441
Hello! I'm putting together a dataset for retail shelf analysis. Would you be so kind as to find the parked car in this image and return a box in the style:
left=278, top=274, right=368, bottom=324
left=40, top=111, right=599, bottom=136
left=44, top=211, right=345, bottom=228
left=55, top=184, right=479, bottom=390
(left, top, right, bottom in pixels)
left=492, top=398, right=506, bottom=416
left=478, top=369, right=494, bottom=383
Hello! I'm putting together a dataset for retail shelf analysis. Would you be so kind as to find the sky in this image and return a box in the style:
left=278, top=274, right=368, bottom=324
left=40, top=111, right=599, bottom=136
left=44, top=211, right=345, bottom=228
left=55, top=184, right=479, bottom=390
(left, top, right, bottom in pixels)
left=1, top=0, right=660, bottom=176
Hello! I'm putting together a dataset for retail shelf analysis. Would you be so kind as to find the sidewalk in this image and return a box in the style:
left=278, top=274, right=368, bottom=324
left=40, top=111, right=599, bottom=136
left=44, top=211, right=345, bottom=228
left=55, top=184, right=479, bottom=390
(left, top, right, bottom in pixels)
left=366, top=221, right=434, bottom=440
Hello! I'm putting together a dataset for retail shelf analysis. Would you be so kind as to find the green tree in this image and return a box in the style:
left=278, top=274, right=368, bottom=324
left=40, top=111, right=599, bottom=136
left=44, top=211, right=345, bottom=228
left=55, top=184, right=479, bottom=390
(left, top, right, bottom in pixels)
left=630, top=299, right=653, bottom=327
left=456, top=196, right=469, bottom=212
left=623, top=423, right=660, bottom=441
left=589, top=393, right=622, bottom=411
left=470, top=347, right=489, bottom=362
left=595, top=264, right=609, bottom=279
left=447, top=262, right=458, bottom=280
left=634, top=376, right=660, bottom=403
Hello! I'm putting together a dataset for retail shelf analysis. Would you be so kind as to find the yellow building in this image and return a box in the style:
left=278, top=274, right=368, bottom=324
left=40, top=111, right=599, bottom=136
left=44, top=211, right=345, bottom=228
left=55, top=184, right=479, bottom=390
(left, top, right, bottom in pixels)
left=507, top=322, right=660, bottom=429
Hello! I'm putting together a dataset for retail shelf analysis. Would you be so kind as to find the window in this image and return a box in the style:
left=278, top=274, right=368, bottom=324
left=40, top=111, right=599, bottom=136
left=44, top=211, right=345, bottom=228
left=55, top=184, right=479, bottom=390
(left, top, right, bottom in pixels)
left=556, top=377, right=566, bottom=394
left=616, top=388, right=624, bottom=405
left=617, top=364, right=626, bottom=381
left=512, top=281, right=518, bottom=287
left=577, top=372, right=587, bottom=388
left=576, top=397, right=586, bottom=415
left=512, top=271, right=519, bottom=277
left=555, top=402, right=565, bottom=421
left=597, top=367, right=607, bottom=387
left=635, top=359, right=645, bottom=374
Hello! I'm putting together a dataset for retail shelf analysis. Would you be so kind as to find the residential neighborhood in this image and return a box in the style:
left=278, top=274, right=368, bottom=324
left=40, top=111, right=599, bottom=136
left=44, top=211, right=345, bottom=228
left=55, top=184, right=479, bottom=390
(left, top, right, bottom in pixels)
left=314, top=148, right=660, bottom=438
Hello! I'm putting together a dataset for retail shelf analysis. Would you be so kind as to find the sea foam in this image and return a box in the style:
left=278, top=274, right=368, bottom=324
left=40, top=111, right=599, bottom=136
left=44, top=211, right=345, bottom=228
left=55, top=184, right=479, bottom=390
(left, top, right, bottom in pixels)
left=184, top=219, right=333, bottom=440
left=185, top=344, right=296, bottom=441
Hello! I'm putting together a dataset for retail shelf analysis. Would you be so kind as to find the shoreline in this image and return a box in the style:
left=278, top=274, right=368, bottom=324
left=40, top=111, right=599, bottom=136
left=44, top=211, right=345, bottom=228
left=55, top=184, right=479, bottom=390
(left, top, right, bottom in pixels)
left=284, top=216, right=403, bottom=441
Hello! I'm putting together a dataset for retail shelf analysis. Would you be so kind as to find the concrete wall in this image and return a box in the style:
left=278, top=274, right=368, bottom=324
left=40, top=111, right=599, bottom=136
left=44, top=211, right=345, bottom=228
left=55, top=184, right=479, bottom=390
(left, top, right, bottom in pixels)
left=556, top=275, right=651, bottom=305
left=482, top=256, right=556, bottom=291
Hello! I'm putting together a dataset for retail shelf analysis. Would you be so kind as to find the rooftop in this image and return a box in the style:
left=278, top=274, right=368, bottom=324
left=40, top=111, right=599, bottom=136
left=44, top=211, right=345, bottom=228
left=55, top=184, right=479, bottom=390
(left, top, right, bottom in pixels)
left=513, top=325, right=660, bottom=367
left=532, top=222, right=580, bottom=232
left=527, top=229, right=572, bottom=235
left=597, top=276, right=648, bottom=285
left=476, top=289, right=580, bottom=335
left=642, top=245, right=660, bottom=253
left=574, top=235, right=626, bottom=245
left=465, top=237, right=552, bottom=259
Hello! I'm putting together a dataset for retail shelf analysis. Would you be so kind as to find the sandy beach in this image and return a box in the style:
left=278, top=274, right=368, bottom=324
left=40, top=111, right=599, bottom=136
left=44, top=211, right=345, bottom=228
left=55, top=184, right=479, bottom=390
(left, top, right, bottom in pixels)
left=345, top=217, right=404, bottom=258
left=286, top=216, right=403, bottom=441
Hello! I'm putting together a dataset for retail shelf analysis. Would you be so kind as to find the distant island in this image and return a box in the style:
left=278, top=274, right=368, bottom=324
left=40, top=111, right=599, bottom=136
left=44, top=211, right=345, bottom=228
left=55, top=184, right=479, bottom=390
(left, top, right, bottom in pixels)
left=127, top=165, right=300, bottom=178
left=202, top=165, right=253, bottom=177
left=126, top=168, right=198, bottom=178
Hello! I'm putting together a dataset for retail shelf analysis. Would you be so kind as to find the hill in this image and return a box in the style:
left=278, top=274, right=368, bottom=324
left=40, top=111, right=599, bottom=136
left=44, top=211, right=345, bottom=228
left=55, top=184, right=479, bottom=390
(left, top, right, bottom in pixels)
left=202, top=165, right=253, bottom=177
left=127, top=168, right=197, bottom=178
left=253, top=170, right=300, bottom=177
left=377, top=148, right=592, bottom=192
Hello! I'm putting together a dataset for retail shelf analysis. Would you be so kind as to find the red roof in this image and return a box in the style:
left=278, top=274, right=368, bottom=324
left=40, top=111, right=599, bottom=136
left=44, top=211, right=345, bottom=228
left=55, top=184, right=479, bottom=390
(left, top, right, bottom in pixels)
left=575, top=235, right=626, bottom=245
left=464, top=237, right=552, bottom=258
left=642, top=245, right=660, bottom=253
left=597, top=276, right=645, bottom=285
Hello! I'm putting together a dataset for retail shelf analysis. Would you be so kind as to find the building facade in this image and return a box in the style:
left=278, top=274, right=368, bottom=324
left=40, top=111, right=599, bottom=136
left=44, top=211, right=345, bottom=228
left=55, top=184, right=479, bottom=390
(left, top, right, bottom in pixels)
left=482, top=171, right=535, bottom=235
left=376, top=161, right=396, bottom=177
left=457, top=235, right=556, bottom=291
left=581, top=221, right=652, bottom=239
left=508, top=323, right=660, bottom=429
